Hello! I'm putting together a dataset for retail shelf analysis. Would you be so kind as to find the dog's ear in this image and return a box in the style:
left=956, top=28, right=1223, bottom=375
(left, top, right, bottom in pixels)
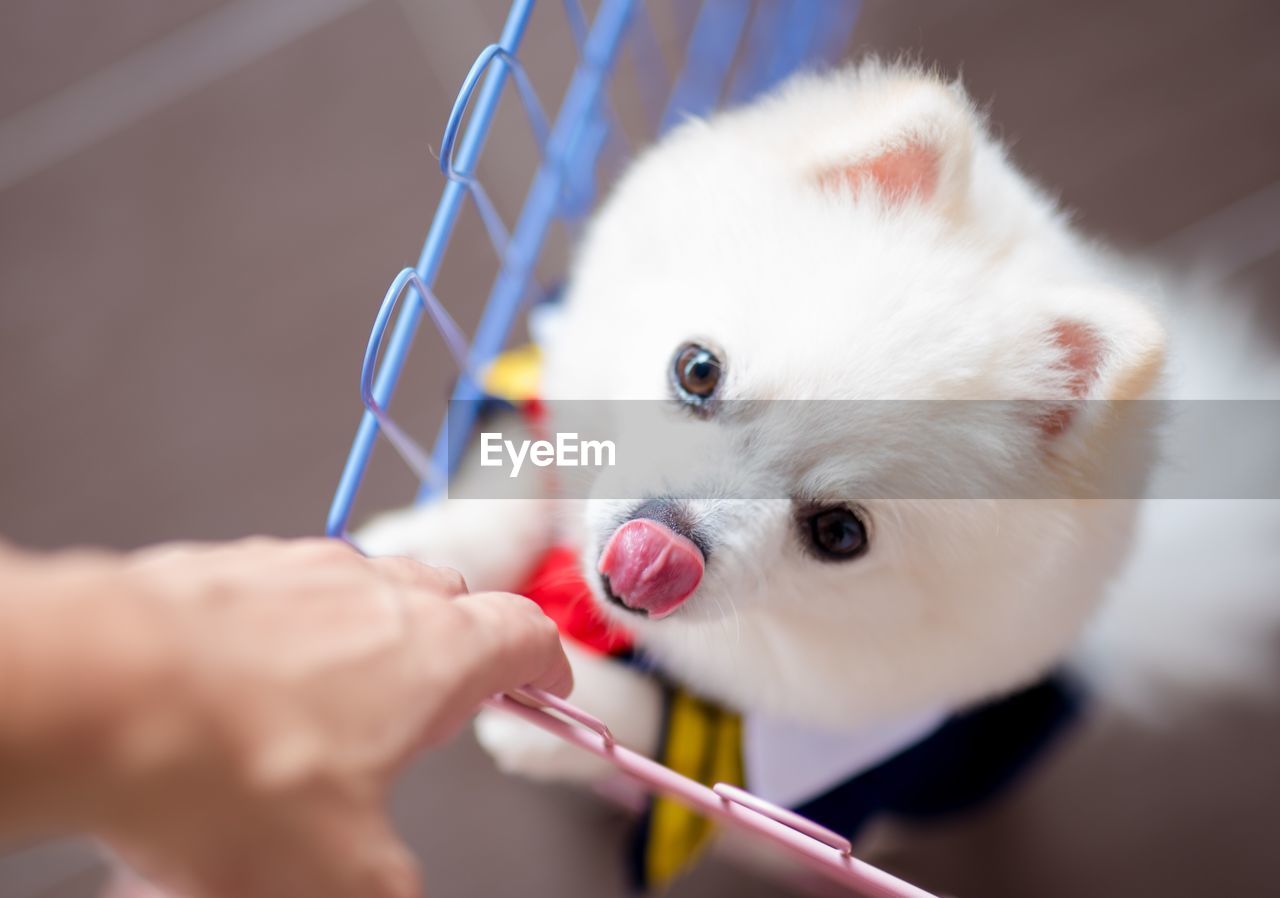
left=1030, top=289, right=1166, bottom=440
left=813, top=79, right=975, bottom=216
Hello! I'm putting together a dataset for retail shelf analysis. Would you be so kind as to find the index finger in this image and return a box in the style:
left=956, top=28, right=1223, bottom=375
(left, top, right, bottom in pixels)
left=448, top=592, right=574, bottom=700
left=370, top=556, right=469, bottom=598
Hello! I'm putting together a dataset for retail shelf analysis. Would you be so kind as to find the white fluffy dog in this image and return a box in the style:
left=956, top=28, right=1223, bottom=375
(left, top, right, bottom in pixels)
left=360, top=63, right=1279, bottom=827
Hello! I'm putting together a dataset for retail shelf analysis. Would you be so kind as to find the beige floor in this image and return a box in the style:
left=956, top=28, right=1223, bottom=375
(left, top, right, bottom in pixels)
left=2, top=2, right=1278, bottom=896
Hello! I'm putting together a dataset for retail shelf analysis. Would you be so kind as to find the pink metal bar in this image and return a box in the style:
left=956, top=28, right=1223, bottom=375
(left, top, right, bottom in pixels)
left=485, top=692, right=938, bottom=898
left=713, top=781, right=853, bottom=856
left=512, top=686, right=615, bottom=745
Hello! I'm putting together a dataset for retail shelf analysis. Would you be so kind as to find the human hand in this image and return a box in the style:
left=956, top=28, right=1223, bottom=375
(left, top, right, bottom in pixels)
left=80, top=538, right=570, bottom=898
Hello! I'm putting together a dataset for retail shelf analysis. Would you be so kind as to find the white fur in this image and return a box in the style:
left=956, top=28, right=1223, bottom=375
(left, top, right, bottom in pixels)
left=361, top=63, right=1280, bottom=783
left=1081, top=280, right=1280, bottom=708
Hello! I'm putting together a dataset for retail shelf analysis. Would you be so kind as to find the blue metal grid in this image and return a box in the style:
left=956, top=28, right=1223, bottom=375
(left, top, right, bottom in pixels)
left=327, top=0, right=861, bottom=538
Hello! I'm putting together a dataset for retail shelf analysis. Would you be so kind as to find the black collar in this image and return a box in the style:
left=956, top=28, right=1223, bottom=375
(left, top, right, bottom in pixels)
left=794, top=673, right=1083, bottom=836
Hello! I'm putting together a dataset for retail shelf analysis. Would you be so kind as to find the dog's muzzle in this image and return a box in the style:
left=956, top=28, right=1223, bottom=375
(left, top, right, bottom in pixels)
left=597, top=499, right=705, bottom=619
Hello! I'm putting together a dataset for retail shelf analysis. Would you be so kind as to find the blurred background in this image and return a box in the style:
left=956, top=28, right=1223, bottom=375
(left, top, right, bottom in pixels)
left=1, top=1, right=1277, bottom=896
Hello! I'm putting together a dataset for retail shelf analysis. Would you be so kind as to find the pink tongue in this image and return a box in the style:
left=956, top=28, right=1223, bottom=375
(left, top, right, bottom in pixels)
left=597, top=519, right=704, bottom=619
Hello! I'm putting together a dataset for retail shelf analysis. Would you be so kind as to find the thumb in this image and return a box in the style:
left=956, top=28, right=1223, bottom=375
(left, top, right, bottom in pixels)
left=303, top=811, right=426, bottom=898
left=355, top=828, right=424, bottom=898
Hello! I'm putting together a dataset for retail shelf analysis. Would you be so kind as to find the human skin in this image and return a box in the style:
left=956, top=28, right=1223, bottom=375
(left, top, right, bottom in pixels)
left=0, top=537, right=572, bottom=898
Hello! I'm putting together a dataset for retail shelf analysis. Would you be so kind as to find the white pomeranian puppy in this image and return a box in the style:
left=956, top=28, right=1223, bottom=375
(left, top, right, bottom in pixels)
left=359, top=63, right=1280, bottom=843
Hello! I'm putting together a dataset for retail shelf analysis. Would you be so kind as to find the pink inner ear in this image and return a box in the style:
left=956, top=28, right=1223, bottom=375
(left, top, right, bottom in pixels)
left=1040, top=321, right=1106, bottom=438
left=1052, top=321, right=1105, bottom=398
left=820, top=142, right=939, bottom=203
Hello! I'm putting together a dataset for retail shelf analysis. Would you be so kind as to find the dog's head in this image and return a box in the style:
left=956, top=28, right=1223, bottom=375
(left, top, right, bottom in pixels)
left=541, top=66, right=1166, bottom=725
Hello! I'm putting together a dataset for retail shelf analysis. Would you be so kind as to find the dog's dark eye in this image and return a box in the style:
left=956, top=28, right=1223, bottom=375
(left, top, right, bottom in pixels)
left=672, top=343, right=723, bottom=404
left=805, top=507, right=869, bottom=561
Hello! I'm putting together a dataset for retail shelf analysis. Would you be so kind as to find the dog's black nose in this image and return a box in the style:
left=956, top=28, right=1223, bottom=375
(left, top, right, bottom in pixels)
left=627, top=497, right=711, bottom=561
left=597, top=497, right=710, bottom=618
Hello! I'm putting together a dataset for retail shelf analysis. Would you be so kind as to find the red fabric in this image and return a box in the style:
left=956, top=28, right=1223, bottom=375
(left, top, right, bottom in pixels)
left=517, top=545, right=634, bottom=656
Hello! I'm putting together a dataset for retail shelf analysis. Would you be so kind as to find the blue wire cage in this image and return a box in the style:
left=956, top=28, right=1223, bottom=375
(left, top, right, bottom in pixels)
left=327, top=0, right=861, bottom=539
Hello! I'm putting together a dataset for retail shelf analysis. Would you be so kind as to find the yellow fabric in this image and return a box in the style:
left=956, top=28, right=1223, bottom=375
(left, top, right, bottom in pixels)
left=643, top=689, right=744, bottom=888
left=481, top=343, right=542, bottom=402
